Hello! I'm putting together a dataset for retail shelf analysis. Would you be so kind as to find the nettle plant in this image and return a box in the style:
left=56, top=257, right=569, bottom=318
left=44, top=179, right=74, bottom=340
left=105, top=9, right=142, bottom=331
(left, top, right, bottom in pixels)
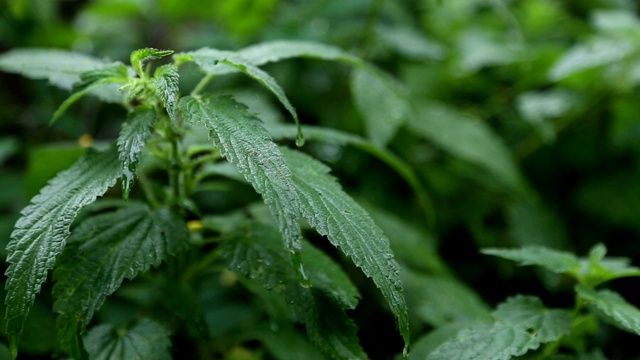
left=0, top=43, right=412, bottom=359
left=415, top=244, right=640, bottom=360
left=4, top=41, right=640, bottom=360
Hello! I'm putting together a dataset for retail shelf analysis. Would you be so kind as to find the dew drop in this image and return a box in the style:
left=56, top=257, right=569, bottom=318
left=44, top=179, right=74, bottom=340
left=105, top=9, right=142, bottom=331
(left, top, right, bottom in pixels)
left=295, top=129, right=305, bottom=147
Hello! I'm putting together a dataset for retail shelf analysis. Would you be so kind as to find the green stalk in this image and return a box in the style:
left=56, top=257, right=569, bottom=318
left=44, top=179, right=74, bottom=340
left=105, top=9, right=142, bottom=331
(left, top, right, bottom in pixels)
left=191, top=73, right=216, bottom=96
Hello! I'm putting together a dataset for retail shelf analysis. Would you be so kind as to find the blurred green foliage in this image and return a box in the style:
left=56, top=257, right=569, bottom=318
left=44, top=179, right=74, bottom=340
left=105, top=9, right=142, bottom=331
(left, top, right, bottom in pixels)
left=2, top=0, right=640, bottom=359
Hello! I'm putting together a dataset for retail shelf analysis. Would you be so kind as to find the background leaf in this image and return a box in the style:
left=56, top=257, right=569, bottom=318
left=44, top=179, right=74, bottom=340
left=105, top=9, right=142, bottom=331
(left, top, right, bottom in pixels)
left=576, top=286, right=640, bottom=336
left=84, top=318, right=172, bottom=360
left=402, top=270, right=491, bottom=328
left=409, top=102, right=525, bottom=192
left=429, top=296, right=572, bottom=360
left=0, top=49, right=125, bottom=102
left=482, top=246, right=580, bottom=274
left=350, top=67, right=408, bottom=146
left=4, top=146, right=122, bottom=357
left=53, top=203, right=188, bottom=358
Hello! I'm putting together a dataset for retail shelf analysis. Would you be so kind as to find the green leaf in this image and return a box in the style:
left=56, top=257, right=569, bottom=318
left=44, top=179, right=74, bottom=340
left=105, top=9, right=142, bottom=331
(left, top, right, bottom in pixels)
left=130, top=48, right=173, bottom=76
left=220, top=222, right=367, bottom=360
left=179, top=95, right=307, bottom=283
left=482, top=246, right=580, bottom=274
left=0, top=49, right=118, bottom=91
left=507, top=200, right=569, bottom=249
left=267, top=124, right=434, bottom=224
left=429, top=296, right=573, bottom=360
left=0, top=137, right=18, bottom=164
left=255, top=325, right=327, bottom=360
left=576, top=285, right=640, bottom=336
left=84, top=318, right=172, bottom=360
left=181, top=49, right=304, bottom=145
left=578, top=243, right=640, bottom=287
left=281, top=148, right=410, bottom=352
left=175, top=40, right=363, bottom=76
left=409, top=102, right=525, bottom=192
left=548, top=37, right=634, bottom=81
left=153, top=64, right=180, bottom=119
left=376, top=25, right=446, bottom=61
left=237, top=40, right=363, bottom=68
left=362, top=202, right=444, bottom=274
left=516, top=89, right=579, bottom=142
left=117, top=107, right=156, bottom=198
left=402, top=270, right=491, bottom=328
left=350, top=68, right=408, bottom=146
left=73, top=62, right=130, bottom=94
left=52, top=62, right=130, bottom=124
left=4, top=146, right=122, bottom=358
left=52, top=203, right=188, bottom=359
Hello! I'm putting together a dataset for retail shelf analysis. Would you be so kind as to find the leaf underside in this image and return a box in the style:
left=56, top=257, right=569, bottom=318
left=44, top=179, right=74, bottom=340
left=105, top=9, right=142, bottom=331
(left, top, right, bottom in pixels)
left=84, top=318, right=172, bottom=360
left=281, top=148, right=410, bottom=351
left=179, top=95, right=305, bottom=278
left=482, top=246, right=581, bottom=274
left=53, top=203, right=188, bottom=359
left=0, top=49, right=125, bottom=102
left=428, top=296, right=572, bottom=360
left=4, top=146, right=122, bottom=356
left=220, top=221, right=367, bottom=360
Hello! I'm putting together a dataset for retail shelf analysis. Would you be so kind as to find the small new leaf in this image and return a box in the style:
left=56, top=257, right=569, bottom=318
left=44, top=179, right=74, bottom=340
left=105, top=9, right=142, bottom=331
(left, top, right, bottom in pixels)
left=153, top=64, right=180, bottom=119
left=4, top=146, right=122, bottom=358
left=429, top=296, right=572, bottom=360
left=53, top=203, right=188, bottom=359
left=576, top=285, right=640, bottom=336
left=84, top=318, right=172, bottom=360
left=220, top=222, right=366, bottom=360
left=130, top=48, right=174, bottom=76
left=578, top=243, right=640, bottom=287
left=482, top=246, right=581, bottom=274
left=179, top=49, right=304, bottom=146
left=179, top=95, right=307, bottom=283
left=117, top=107, right=157, bottom=198
left=281, top=148, right=410, bottom=352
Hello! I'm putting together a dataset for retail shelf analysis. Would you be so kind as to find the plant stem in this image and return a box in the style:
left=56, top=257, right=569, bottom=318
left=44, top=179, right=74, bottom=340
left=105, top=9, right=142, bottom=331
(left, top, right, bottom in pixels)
left=191, top=73, right=216, bottom=96
left=137, top=170, right=160, bottom=208
left=168, top=136, right=183, bottom=208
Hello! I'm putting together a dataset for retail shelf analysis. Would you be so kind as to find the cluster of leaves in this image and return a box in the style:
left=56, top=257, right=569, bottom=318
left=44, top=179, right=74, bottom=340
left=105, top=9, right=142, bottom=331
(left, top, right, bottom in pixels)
left=3, top=0, right=640, bottom=359
left=0, top=41, right=416, bottom=359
